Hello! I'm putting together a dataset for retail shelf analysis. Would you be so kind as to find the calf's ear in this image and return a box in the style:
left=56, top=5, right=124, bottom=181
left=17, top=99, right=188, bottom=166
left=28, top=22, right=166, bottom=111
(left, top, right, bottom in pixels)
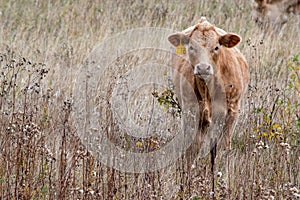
left=219, top=33, right=241, bottom=48
left=168, top=33, right=189, bottom=47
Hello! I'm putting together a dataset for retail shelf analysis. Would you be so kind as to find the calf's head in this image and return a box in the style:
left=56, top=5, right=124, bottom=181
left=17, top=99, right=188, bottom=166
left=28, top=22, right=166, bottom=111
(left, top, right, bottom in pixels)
left=168, top=18, right=241, bottom=81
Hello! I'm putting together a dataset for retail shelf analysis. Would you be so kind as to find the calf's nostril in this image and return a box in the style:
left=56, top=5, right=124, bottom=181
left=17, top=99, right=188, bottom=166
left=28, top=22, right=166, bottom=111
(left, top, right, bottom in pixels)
left=194, top=63, right=213, bottom=75
left=196, top=64, right=206, bottom=70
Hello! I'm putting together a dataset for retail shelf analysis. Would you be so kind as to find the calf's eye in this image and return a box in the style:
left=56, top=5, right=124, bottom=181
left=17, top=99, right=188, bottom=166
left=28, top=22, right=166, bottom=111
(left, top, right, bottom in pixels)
left=189, top=46, right=194, bottom=51
left=214, top=46, right=219, bottom=51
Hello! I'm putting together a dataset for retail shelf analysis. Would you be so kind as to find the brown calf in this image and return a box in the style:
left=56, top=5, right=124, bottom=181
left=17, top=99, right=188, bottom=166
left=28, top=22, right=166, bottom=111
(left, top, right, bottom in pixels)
left=252, top=0, right=300, bottom=26
left=168, top=17, right=249, bottom=194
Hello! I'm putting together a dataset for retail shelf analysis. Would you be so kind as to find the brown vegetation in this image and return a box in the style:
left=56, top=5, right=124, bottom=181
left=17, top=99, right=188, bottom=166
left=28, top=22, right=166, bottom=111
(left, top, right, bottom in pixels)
left=0, top=0, right=299, bottom=199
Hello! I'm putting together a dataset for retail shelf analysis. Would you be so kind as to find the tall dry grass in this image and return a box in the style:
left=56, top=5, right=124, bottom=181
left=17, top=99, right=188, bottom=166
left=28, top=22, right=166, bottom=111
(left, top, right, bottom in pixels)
left=0, top=0, right=299, bottom=199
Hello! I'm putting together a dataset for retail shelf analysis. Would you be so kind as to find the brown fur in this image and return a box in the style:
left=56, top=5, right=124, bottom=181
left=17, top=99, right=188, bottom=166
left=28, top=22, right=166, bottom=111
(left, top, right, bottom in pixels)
left=168, top=17, right=249, bottom=163
left=252, top=0, right=300, bottom=26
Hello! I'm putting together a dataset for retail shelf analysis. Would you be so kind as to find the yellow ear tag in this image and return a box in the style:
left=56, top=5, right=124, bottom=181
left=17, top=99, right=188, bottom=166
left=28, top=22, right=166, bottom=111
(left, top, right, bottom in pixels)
left=176, top=40, right=186, bottom=55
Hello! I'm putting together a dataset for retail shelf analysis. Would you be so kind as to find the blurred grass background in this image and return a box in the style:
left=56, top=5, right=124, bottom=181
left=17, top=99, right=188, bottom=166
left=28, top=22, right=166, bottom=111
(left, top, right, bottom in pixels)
left=0, top=0, right=299, bottom=199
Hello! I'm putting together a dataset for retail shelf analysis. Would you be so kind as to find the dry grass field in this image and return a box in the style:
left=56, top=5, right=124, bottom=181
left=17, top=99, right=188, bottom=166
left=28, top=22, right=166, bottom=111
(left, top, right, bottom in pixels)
left=0, top=0, right=299, bottom=199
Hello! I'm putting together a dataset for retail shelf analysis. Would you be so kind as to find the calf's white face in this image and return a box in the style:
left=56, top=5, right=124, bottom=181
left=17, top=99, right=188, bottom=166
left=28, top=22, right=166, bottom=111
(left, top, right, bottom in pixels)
left=168, top=27, right=241, bottom=81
